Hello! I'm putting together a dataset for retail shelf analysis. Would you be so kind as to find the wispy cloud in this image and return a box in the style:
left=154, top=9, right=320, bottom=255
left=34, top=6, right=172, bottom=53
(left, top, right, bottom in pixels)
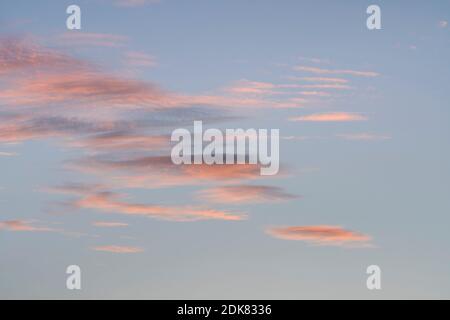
left=69, top=155, right=263, bottom=188
left=0, top=220, right=54, bottom=232
left=294, top=66, right=379, bottom=77
left=69, top=132, right=168, bottom=153
left=266, top=225, right=372, bottom=247
left=92, top=245, right=144, bottom=253
left=336, top=133, right=391, bottom=141
left=49, top=184, right=246, bottom=221
left=439, top=20, right=448, bottom=28
left=289, top=112, right=368, bottom=122
left=299, top=77, right=349, bottom=84
left=74, top=191, right=245, bottom=221
left=0, top=151, right=18, bottom=157
left=198, top=185, right=298, bottom=204
left=0, top=38, right=82, bottom=74
left=125, top=51, right=157, bottom=67
left=92, top=221, right=129, bottom=227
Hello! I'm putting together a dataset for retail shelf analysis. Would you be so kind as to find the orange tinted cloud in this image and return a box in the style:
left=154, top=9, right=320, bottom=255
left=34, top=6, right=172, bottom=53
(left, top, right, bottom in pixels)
left=266, top=225, right=372, bottom=247
left=0, top=71, right=169, bottom=108
left=0, top=220, right=53, bottom=232
left=73, top=191, right=245, bottom=221
left=289, top=112, right=368, bottom=122
left=198, top=185, right=298, bottom=204
left=70, top=155, right=263, bottom=188
left=0, top=39, right=179, bottom=113
left=92, top=245, right=144, bottom=253
left=49, top=184, right=246, bottom=221
left=70, top=133, right=168, bottom=152
left=92, top=221, right=129, bottom=227
left=0, top=38, right=81, bottom=74
left=294, top=66, right=379, bottom=77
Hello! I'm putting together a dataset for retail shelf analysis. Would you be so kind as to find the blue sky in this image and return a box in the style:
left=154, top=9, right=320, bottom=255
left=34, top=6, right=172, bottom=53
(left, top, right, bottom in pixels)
left=1, top=0, right=450, bottom=299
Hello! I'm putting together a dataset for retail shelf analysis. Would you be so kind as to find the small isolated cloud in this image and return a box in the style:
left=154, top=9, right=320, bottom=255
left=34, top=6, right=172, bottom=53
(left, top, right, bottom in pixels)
left=198, top=185, right=298, bottom=204
left=0, top=151, right=18, bottom=157
left=266, top=225, right=372, bottom=247
left=300, top=77, right=348, bottom=84
left=298, top=91, right=330, bottom=97
left=439, top=20, right=448, bottom=28
left=336, top=133, right=391, bottom=141
left=92, top=245, right=144, bottom=253
left=289, top=112, right=368, bottom=122
left=294, top=66, right=379, bottom=77
left=92, top=221, right=129, bottom=227
left=125, top=51, right=157, bottom=67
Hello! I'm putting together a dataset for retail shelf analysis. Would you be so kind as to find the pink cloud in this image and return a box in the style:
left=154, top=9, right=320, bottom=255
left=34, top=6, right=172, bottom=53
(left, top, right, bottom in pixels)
left=289, top=112, right=368, bottom=122
left=0, top=220, right=54, bottom=232
left=70, top=133, right=169, bottom=153
left=198, top=185, right=298, bottom=204
left=266, top=225, right=372, bottom=247
left=49, top=184, right=246, bottom=221
left=73, top=191, right=245, bottom=222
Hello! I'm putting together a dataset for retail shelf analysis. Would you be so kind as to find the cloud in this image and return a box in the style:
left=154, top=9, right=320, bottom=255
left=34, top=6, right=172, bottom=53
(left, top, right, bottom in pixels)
left=298, top=91, right=330, bottom=97
left=70, top=132, right=169, bottom=153
left=125, top=51, right=157, bottom=67
left=92, top=245, right=144, bottom=253
left=289, top=112, right=368, bottom=122
left=92, top=221, right=129, bottom=227
left=225, top=80, right=277, bottom=95
left=266, top=225, right=372, bottom=247
left=0, top=39, right=179, bottom=114
left=198, top=185, right=298, bottom=204
left=336, top=133, right=391, bottom=141
left=297, top=56, right=330, bottom=64
left=0, top=38, right=83, bottom=74
left=0, top=151, right=18, bottom=157
left=0, top=220, right=54, bottom=232
left=0, top=71, right=169, bottom=109
left=439, top=20, right=448, bottom=28
left=69, top=155, right=263, bottom=188
left=299, top=77, right=349, bottom=84
left=49, top=184, right=246, bottom=221
left=74, top=191, right=245, bottom=221
left=294, top=66, right=379, bottom=77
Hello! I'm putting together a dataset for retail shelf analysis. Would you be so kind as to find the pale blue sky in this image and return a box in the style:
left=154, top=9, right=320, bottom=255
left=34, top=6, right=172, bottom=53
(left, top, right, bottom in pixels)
left=1, top=0, right=450, bottom=299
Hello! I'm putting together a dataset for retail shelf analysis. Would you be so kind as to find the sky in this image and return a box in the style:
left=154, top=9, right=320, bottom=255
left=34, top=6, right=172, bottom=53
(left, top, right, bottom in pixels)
left=1, top=0, right=450, bottom=299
